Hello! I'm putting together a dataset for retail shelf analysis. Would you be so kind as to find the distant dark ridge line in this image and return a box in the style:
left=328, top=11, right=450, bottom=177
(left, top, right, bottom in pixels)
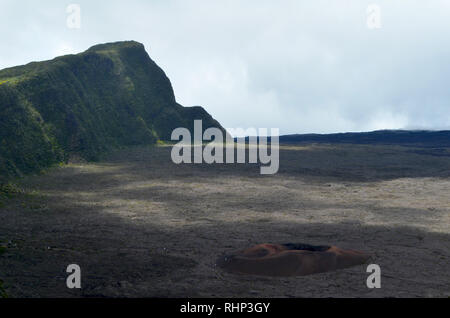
left=235, top=130, right=450, bottom=147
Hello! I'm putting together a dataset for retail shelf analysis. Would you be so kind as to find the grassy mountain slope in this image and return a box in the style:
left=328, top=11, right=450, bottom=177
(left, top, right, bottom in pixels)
left=0, top=41, right=224, bottom=179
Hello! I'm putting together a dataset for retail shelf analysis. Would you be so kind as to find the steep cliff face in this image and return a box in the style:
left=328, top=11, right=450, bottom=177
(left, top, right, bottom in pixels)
left=0, top=41, right=225, bottom=179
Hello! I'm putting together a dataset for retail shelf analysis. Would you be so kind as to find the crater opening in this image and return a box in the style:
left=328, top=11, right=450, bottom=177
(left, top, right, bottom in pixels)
left=282, top=243, right=331, bottom=252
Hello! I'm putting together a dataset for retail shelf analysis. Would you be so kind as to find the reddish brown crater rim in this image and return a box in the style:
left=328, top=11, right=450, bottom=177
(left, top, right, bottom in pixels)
left=217, top=243, right=371, bottom=277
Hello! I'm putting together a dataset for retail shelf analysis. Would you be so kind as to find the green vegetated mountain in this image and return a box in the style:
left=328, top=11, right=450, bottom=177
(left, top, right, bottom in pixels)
left=0, top=41, right=225, bottom=180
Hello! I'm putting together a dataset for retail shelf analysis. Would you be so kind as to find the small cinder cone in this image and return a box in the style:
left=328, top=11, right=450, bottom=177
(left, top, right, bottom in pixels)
left=217, top=243, right=371, bottom=277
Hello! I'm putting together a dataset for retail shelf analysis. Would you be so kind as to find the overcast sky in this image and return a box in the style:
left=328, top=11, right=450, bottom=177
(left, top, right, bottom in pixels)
left=1, top=0, right=450, bottom=134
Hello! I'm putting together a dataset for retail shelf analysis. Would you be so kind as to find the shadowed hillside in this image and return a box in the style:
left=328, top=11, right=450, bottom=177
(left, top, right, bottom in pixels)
left=0, top=41, right=224, bottom=179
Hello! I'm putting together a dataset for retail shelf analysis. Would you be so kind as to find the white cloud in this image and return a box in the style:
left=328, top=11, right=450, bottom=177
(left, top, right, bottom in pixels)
left=53, top=43, right=76, bottom=57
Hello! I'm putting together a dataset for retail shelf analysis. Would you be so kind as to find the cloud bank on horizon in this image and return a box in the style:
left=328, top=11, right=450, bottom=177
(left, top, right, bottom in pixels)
left=1, top=0, right=449, bottom=135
